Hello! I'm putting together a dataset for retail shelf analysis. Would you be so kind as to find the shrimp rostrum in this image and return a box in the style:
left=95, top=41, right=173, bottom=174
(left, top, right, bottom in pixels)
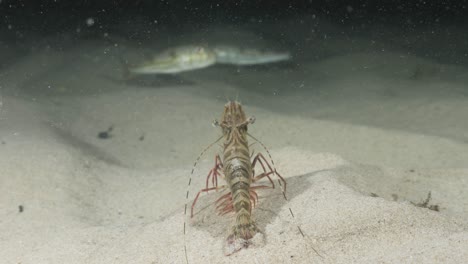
left=190, top=101, right=286, bottom=255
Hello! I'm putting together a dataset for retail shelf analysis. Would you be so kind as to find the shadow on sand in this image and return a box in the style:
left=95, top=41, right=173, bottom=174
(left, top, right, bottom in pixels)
left=188, top=170, right=329, bottom=240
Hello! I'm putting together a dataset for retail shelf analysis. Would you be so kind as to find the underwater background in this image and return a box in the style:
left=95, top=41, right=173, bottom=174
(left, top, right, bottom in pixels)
left=1, top=1, right=467, bottom=263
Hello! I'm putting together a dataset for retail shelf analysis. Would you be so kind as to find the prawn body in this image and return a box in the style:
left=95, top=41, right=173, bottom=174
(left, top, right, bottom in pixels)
left=218, top=102, right=258, bottom=249
left=187, top=101, right=287, bottom=257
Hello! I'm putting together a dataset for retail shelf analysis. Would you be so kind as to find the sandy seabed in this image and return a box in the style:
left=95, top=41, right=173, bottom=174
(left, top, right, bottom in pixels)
left=1, top=17, right=468, bottom=263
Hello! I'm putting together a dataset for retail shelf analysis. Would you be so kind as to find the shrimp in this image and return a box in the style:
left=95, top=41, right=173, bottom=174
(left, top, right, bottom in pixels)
left=185, top=101, right=287, bottom=258
left=183, top=101, right=324, bottom=264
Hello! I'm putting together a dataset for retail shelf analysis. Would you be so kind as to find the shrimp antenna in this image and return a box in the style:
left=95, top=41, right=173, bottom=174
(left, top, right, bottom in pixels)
left=247, top=132, right=324, bottom=259
left=184, top=135, right=223, bottom=264
left=0, top=88, right=3, bottom=121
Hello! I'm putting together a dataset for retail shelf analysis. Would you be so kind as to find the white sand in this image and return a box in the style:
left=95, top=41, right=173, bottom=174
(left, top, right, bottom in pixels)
left=1, top=16, right=468, bottom=263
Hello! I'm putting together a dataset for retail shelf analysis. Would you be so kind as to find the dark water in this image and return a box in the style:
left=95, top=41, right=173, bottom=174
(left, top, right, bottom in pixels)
left=1, top=1, right=468, bottom=163
left=2, top=1, right=468, bottom=62
left=1, top=1, right=468, bottom=165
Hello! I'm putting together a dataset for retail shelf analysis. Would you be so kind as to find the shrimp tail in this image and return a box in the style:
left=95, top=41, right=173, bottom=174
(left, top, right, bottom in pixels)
left=224, top=218, right=258, bottom=256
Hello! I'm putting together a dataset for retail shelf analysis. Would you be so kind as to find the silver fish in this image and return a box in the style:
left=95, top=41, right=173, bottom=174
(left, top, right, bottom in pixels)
left=129, top=45, right=217, bottom=74
left=213, top=45, right=291, bottom=66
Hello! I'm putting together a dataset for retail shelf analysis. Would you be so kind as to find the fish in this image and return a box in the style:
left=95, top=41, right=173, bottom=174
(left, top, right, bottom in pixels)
left=128, top=45, right=217, bottom=75
left=213, top=45, right=291, bottom=66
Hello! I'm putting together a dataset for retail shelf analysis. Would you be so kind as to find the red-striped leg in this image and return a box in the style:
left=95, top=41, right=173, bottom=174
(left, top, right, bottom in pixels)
left=251, top=152, right=286, bottom=193
left=191, top=185, right=227, bottom=218
left=205, top=154, right=224, bottom=189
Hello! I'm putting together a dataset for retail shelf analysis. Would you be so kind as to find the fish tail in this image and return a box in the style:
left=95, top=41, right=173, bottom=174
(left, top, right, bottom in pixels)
left=118, top=56, right=132, bottom=80
left=102, top=35, right=135, bottom=80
